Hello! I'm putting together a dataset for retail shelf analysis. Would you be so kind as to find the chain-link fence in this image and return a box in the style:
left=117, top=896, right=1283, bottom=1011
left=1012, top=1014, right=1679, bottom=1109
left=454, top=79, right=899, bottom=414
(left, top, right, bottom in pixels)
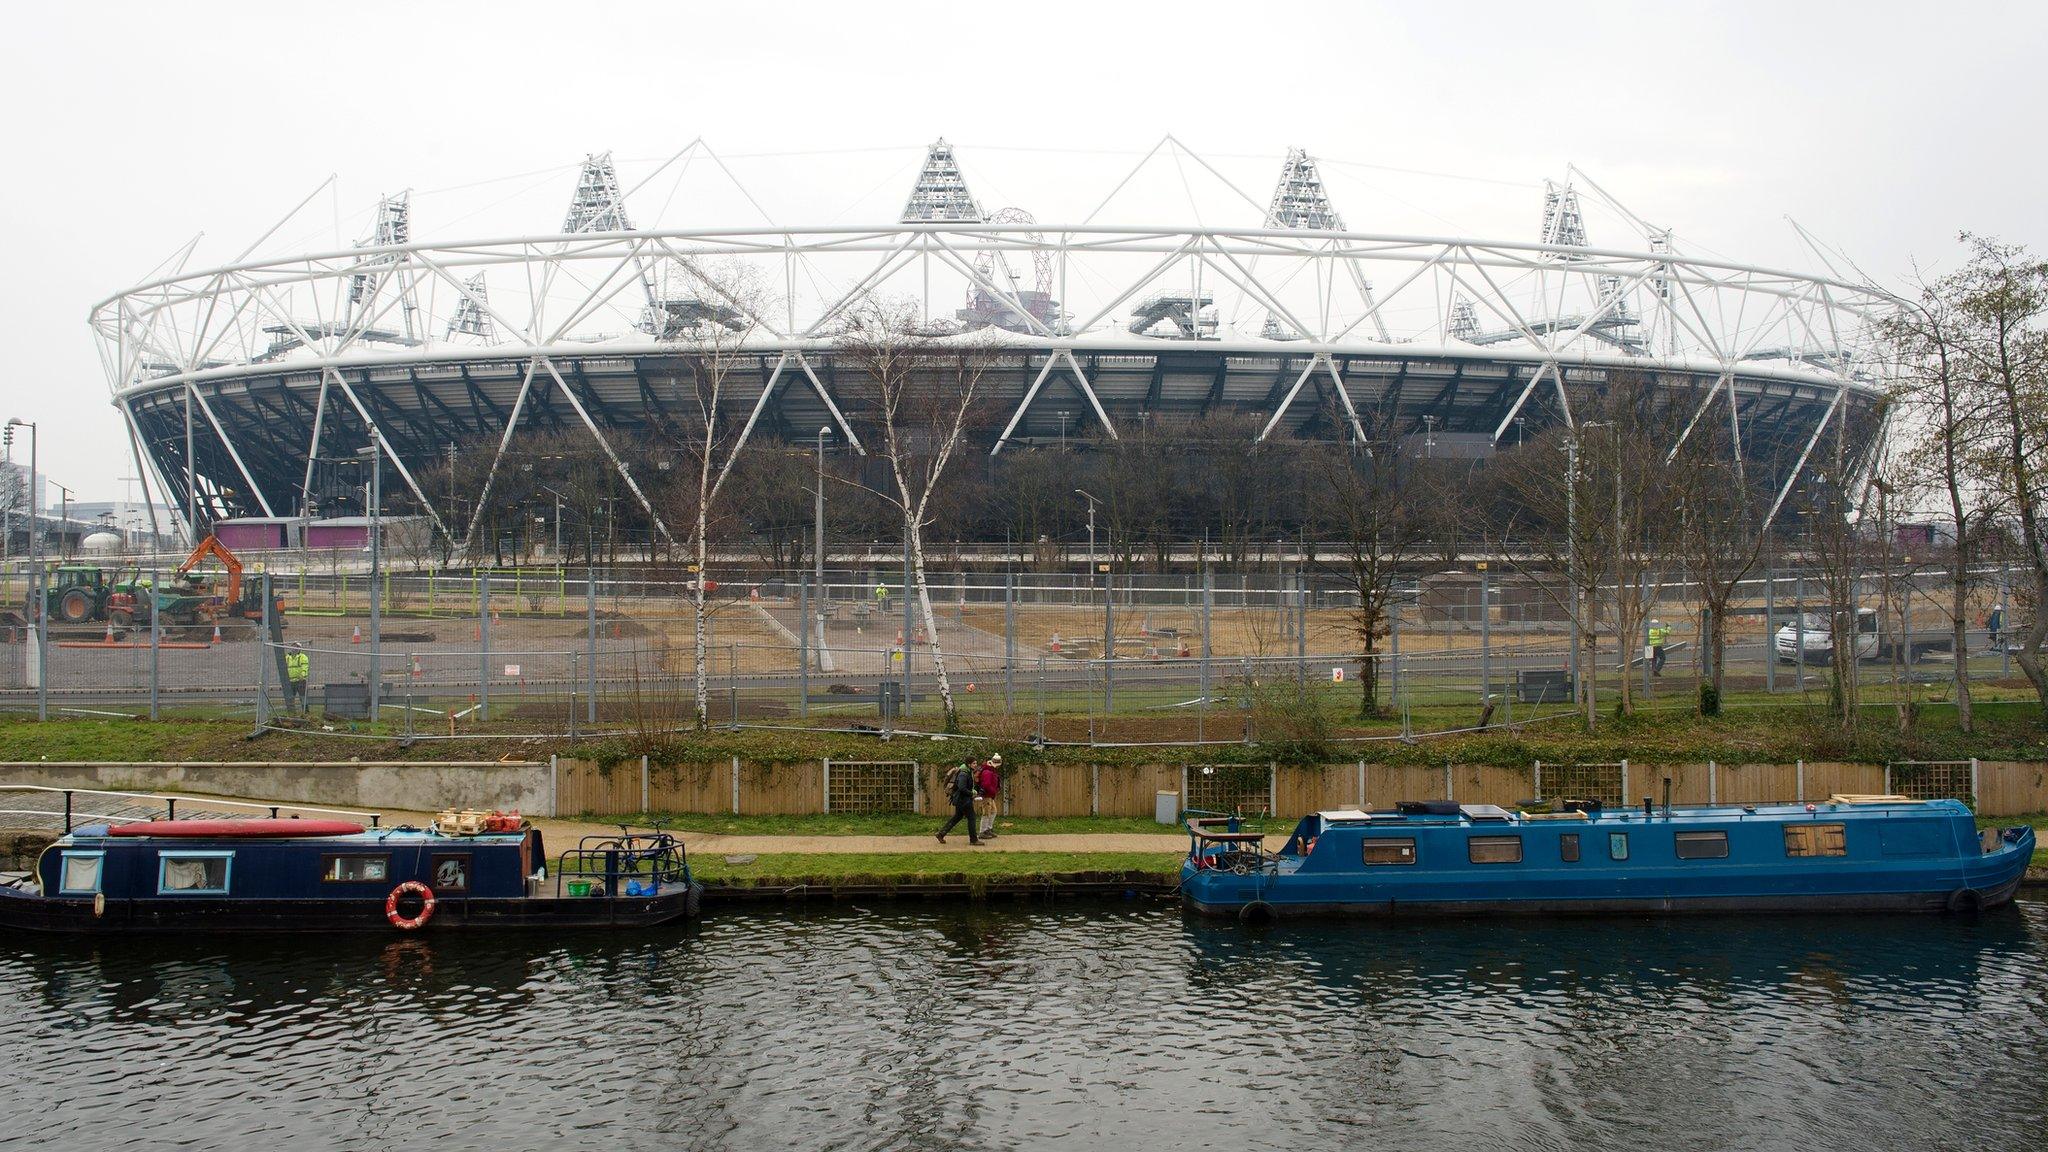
left=0, top=559, right=2028, bottom=744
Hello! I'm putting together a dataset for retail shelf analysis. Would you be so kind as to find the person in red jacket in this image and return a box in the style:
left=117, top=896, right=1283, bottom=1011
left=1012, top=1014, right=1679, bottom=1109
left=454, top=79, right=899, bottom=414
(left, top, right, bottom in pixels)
left=975, top=753, right=1003, bottom=840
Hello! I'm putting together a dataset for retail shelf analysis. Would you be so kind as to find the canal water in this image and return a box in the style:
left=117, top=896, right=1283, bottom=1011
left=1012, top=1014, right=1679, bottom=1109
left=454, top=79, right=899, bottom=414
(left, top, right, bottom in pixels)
left=3, top=899, right=2045, bottom=1150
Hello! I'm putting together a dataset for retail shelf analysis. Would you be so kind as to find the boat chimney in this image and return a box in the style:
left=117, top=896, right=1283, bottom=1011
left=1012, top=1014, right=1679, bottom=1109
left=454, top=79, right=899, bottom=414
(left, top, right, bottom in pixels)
left=1642, top=796, right=1653, bottom=819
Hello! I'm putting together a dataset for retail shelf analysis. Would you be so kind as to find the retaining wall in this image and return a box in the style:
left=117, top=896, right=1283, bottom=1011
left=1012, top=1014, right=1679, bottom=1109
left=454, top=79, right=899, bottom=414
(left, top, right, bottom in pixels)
left=0, top=761, right=552, bottom=815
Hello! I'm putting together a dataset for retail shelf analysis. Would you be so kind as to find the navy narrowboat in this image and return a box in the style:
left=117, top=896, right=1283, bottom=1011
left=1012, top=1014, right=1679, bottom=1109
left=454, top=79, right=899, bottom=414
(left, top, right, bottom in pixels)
left=0, top=817, right=701, bottom=934
left=1182, top=795, right=2035, bottom=923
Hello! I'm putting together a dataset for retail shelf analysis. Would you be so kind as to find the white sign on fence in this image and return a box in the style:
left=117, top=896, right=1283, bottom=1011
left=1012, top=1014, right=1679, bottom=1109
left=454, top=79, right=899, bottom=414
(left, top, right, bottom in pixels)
left=503, top=664, right=521, bottom=677
left=1331, top=667, right=1345, bottom=683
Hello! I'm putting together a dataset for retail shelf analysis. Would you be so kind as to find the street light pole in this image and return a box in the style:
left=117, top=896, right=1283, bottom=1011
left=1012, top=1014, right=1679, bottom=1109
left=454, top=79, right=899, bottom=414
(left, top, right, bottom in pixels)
left=358, top=443, right=382, bottom=723
left=1075, top=489, right=1098, bottom=574
left=6, top=419, right=41, bottom=722
left=814, top=426, right=829, bottom=597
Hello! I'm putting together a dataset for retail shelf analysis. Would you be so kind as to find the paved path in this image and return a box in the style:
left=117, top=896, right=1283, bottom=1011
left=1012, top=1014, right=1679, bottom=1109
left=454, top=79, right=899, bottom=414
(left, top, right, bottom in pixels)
left=112, top=791, right=1207, bottom=855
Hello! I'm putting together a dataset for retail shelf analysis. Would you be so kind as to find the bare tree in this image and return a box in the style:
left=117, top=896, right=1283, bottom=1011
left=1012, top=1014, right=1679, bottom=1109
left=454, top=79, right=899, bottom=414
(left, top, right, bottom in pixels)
left=838, top=300, right=999, bottom=731
left=1309, top=430, right=1433, bottom=717
left=1668, top=419, right=1768, bottom=713
left=1887, top=269, right=1989, bottom=730
left=648, top=261, right=771, bottom=728
left=1947, top=237, right=2048, bottom=714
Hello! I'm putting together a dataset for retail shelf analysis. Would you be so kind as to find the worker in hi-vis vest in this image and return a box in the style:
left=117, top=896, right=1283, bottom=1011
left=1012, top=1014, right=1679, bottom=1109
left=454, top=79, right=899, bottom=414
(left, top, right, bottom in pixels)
left=285, top=641, right=310, bottom=712
left=874, top=581, right=890, bottom=613
left=1647, top=620, right=1670, bottom=677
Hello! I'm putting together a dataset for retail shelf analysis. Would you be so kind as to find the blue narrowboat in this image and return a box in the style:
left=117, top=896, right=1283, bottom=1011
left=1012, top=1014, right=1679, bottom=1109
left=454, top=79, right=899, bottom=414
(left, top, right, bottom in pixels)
left=1181, top=795, right=2035, bottom=924
left=0, top=817, right=701, bottom=934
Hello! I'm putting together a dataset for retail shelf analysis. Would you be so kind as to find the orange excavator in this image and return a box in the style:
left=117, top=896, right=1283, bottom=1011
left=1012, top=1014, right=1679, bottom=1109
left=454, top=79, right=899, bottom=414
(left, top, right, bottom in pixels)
left=104, top=534, right=271, bottom=628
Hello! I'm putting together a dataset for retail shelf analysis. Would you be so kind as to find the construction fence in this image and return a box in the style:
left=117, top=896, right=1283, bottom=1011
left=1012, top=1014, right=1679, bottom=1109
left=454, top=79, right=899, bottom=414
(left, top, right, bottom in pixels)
left=0, top=561, right=2029, bottom=745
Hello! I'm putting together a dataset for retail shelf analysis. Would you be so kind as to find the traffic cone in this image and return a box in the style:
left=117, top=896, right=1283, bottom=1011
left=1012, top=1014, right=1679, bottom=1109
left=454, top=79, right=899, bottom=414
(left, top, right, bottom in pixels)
left=350, top=625, right=362, bottom=644
left=103, top=619, right=115, bottom=644
left=749, top=586, right=760, bottom=602
left=411, top=654, right=423, bottom=678
left=210, top=623, right=222, bottom=645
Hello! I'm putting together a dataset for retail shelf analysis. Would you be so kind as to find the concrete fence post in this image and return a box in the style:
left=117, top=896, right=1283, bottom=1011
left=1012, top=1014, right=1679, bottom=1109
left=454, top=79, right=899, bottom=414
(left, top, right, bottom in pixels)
left=731, top=755, right=740, bottom=815
left=1971, top=758, right=1981, bottom=806
left=640, top=754, right=649, bottom=814
left=1357, top=760, right=1366, bottom=808
left=822, top=757, right=832, bottom=814
left=1621, top=759, right=1630, bottom=805
left=549, top=754, right=559, bottom=818
left=1884, top=763, right=1892, bottom=795
left=1796, top=759, right=1805, bottom=802
left=1444, top=764, right=1454, bottom=802
left=1268, top=762, right=1278, bottom=817
left=1090, top=763, right=1099, bottom=816
left=1181, top=764, right=1189, bottom=810
left=1533, top=760, right=1543, bottom=801
left=1708, top=760, right=1717, bottom=805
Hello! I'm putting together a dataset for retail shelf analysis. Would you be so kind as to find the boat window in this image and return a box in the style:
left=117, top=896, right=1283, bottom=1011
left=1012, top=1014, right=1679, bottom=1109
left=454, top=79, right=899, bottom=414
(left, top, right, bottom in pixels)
left=1362, top=837, right=1417, bottom=865
left=321, top=853, right=391, bottom=883
left=1674, top=831, right=1729, bottom=860
left=157, top=851, right=232, bottom=895
left=1468, top=836, right=1523, bottom=864
left=1784, top=823, right=1848, bottom=858
left=432, top=853, right=472, bottom=892
left=59, top=851, right=104, bottom=895
left=1560, top=834, right=1580, bottom=863
left=1608, top=832, right=1630, bottom=861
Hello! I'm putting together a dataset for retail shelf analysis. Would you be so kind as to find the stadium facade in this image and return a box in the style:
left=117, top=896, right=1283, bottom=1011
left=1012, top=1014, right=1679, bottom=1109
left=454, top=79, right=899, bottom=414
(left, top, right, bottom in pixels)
left=91, top=140, right=1893, bottom=549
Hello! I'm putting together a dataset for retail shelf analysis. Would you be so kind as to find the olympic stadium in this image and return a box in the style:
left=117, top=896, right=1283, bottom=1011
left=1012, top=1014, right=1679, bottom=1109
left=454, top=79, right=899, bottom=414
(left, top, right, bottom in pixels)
left=89, top=139, right=1893, bottom=550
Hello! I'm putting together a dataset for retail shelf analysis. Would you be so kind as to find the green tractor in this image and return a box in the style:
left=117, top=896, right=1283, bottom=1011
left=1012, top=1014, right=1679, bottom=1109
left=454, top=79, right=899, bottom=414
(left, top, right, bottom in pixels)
left=42, top=565, right=117, bottom=626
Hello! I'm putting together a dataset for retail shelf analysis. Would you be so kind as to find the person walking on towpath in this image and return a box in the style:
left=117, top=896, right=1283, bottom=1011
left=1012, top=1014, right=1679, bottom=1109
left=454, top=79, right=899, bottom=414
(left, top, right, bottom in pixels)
left=935, top=761, right=981, bottom=845
left=1647, top=619, right=1670, bottom=677
left=285, top=641, right=310, bottom=713
left=975, top=754, right=1003, bottom=841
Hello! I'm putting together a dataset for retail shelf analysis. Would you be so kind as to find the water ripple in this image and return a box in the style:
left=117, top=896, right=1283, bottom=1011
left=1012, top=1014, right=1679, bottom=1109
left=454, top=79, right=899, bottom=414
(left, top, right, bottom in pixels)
left=1, top=899, right=2044, bottom=1149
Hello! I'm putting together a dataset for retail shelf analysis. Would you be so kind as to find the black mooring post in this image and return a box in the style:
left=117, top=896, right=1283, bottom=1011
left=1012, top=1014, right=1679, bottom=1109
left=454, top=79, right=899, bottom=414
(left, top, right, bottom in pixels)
left=64, top=790, right=73, bottom=833
left=167, top=798, right=177, bottom=820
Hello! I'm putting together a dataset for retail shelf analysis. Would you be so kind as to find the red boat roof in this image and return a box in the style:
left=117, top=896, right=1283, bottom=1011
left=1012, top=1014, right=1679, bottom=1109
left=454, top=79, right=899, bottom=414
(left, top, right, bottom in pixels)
left=105, top=818, right=366, bottom=838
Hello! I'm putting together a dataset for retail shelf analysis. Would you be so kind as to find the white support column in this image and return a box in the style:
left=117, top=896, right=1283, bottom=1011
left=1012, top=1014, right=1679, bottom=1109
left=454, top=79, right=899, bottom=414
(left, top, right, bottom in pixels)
left=721, top=351, right=793, bottom=475
left=1763, top=385, right=1847, bottom=532
left=792, top=352, right=864, bottom=454
left=460, top=358, right=541, bottom=553
left=535, top=356, right=675, bottom=544
left=327, top=373, right=454, bottom=544
left=187, top=383, right=277, bottom=516
left=1257, top=355, right=1324, bottom=443
left=299, top=375, right=330, bottom=512
left=990, top=354, right=1060, bottom=457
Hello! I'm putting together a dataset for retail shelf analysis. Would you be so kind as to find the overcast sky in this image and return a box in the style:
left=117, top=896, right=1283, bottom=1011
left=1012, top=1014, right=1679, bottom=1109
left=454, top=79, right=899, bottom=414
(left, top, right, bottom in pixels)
left=4, top=0, right=2042, bottom=503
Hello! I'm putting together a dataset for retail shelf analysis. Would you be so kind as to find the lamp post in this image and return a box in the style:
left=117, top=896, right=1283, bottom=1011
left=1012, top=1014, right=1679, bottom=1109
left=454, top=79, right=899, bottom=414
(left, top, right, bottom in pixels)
left=357, top=443, right=382, bottom=723
left=1074, top=489, right=1099, bottom=575
left=6, top=419, right=36, bottom=567
left=814, top=426, right=830, bottom=597
left=537, top=484, right=567, bottom=560
left=6, top=418, right=41, bottom=721
left=51, top=482, right=71, bottom=560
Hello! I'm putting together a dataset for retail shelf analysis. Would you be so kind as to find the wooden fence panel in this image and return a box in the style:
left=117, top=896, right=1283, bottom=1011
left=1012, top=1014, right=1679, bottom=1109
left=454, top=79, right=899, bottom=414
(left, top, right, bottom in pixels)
left=739, top=763, right=823, bottom=815
left=1095, top=764, right=1182, bottom=818
left=1976, top=762, right=2048, bottom=816
left=1368, top=764, right=1451, bottom=807
left=648, top=763, right=730, bottom=814
left=1005, top=766, right=1094, bottom=818
left=546, top=758, right=2048, bottom=818
left=1803, top=762, right=1885, bottom=801
left=1275, top=765, right=1355, bottom=816
left=554, top=759, right=638, bottom=816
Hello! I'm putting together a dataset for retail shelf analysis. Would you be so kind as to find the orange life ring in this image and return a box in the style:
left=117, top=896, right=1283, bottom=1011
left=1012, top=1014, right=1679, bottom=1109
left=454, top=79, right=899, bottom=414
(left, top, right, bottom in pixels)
left=385, top=880, right=436, bottom=930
